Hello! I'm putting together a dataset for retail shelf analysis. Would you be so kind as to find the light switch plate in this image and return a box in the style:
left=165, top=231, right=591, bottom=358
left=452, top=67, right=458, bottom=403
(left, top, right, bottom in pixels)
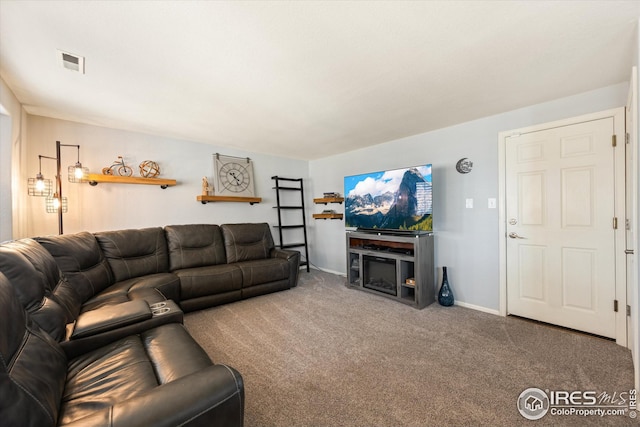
left=488, top=198, right=497, bottom=209
left=465, top=198, right=473, bottom=209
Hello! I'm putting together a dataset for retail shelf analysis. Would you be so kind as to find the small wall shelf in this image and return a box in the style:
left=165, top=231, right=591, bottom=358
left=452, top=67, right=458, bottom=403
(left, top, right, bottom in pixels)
left=87, top=174, right=176, bottom=188
left=313, top=195, right=344, bottom=220
left=197, top=195, right=262, bottom=205
left=312, top=213, right=344, bottom=220
left=313, top=197, right=344, bottom=204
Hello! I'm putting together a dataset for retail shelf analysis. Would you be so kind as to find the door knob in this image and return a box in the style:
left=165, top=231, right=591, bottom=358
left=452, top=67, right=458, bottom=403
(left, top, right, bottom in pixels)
left=508, top=232, right=525, bottom=239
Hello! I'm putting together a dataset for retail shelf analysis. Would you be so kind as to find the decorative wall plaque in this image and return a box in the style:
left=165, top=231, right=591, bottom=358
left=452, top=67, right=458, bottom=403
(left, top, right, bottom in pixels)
left=212, top=153, right=256, bottom=197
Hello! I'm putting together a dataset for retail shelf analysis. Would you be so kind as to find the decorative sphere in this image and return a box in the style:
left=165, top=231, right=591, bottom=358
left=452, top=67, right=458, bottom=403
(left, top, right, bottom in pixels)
left=139, top=160, right=160, bottom=178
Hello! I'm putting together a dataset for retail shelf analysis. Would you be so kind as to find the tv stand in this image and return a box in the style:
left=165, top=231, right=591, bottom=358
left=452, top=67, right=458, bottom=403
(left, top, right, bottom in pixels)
left=346, top=231, right=434, bottom=309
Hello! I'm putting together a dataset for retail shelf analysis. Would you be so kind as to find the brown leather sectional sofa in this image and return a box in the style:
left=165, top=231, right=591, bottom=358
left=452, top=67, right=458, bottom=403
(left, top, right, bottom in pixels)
left=0, top=223, right=300, bottom=427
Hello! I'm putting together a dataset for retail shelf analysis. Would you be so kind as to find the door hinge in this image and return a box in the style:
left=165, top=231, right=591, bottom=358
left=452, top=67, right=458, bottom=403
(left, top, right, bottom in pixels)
left=626, top=133, right=630, bottom=144
left=614, top=299, right=618, bottom=312
left=613, top=217, right=618, bottom=229
left=627, top=305, right=631, bottom=316
left=612, top=135, right=617, bottom=147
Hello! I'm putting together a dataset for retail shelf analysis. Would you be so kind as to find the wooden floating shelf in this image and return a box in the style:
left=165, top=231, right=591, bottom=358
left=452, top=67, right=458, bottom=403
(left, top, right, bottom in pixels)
left=312, top=213, right=344, bottom=220
left=313, top=197, right=344, bottom=204
left=87, top=174, right=176, bottom=188
left=197, top=195, right=262, bottom=205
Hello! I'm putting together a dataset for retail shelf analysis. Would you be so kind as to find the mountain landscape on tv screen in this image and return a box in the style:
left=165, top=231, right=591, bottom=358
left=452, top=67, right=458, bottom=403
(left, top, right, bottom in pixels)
left=345, top=167, right=432, bottom=231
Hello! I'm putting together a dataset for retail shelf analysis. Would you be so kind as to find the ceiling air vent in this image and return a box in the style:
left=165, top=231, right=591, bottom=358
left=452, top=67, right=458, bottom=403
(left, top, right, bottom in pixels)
left=57, top=49, right=85, bottom=74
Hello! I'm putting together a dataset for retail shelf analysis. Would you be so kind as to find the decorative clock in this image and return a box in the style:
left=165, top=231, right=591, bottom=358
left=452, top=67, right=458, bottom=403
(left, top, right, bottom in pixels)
left=212, top=154, right=256, bottom=197
left=456, top=158, right=473, bottom=174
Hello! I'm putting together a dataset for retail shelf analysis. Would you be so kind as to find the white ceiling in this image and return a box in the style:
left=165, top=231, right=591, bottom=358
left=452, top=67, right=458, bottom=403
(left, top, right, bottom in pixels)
left=1, top=1, right=639, bottom=160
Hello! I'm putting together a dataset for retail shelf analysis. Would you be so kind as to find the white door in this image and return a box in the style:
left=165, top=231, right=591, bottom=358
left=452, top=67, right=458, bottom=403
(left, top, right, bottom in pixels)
left=505, top=117, right=620, bottom=338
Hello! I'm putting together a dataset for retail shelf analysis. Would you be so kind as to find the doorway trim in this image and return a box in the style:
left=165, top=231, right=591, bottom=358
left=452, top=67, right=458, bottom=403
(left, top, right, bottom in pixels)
left=498, top=107, right=628, bottom=347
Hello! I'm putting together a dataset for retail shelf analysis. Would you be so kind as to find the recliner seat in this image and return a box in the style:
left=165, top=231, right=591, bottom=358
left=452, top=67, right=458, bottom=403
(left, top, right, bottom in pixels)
left=0, top=271, right=245, bottom=427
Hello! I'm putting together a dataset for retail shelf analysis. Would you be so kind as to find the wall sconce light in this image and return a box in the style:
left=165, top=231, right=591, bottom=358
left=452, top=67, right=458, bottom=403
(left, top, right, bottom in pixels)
left=29, top=141, right=84, bottom=234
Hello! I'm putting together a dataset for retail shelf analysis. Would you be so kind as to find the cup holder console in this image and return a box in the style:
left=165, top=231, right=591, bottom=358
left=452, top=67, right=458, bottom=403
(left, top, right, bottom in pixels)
left=152, top=307, right=170, bottom=316
left=150, top=302, right=172, bottom=316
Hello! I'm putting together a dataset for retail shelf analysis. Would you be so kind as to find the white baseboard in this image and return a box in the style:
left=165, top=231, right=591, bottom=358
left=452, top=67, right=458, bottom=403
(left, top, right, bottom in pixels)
left=454, top=300, right=501, bottom=316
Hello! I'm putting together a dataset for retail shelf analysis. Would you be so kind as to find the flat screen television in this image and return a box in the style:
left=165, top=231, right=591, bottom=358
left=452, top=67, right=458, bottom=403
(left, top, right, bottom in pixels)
left=344, top=164, right=432, bottom=232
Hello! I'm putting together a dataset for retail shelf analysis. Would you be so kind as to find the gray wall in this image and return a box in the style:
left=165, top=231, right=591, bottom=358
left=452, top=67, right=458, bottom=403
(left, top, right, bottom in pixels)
left=23, top=115, right=309, bottom=237
left=0, top=113, right=11, bottom=242
left=0, top=77, right=23, bottom=242
left=308, top=82, right=629, bottom=312
left=11, top=79, right=634, bottom=318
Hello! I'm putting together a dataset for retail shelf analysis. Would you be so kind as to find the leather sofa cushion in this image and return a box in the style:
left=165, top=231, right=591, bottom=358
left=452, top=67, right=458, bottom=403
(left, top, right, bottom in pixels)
left=0, top=238, right=81, bottom=322
left=0, top=245, right=68, bottom=341
left=221, top=223, right=275, bottom=263
left=0, top=245, right=46, bottom=310
left=60, top=323, right=213, bottom=425
left=3, top=239, right=62, bottom=295
left=81, top=273, right=178, bottom=312
left=165, top=224, right=227, bottom=270
left=95, top=227, right=170, bottom=283
left=0, top=273, right=67, bottom=427
left=236, top=258, right=290, bottom=287
left=141, top=323, right=213, bottom=383
left=61, top=335, right=159, bottom=425
left=37, top=232, right=114, bottom=304
left=175, top=264, right=242, bottom=300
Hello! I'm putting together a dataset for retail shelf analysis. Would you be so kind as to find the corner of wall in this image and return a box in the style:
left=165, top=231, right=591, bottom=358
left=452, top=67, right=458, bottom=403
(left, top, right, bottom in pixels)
left=0, top=76, right=25, bottom=241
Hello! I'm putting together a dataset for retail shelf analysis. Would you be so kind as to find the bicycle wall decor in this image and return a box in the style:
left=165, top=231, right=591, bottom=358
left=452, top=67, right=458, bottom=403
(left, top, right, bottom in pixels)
left=102, top=156, right=133, bottom=176
left=101, top=157, right=161, bottom=178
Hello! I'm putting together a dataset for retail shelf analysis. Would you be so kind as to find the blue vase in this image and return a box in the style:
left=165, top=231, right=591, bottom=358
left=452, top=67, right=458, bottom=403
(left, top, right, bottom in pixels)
left=438, top=266, right=454, bottom=306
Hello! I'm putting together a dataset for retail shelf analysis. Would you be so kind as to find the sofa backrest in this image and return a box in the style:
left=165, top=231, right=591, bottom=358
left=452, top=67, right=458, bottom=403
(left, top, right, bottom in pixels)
left=94, top=227, right=170, bottom=282
left=37, top=231, right=114, bottom=305
left=165, top=224, right=227, bottom=270
left=220, top=223, right=275, bottom=263
left=0, top=272, right=67, bottom=427
left=0, top=239, right=76, bottom=340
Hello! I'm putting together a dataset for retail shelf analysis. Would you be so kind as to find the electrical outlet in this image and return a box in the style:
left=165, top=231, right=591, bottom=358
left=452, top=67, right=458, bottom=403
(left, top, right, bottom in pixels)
left=465, top=198, right=473, bottom=209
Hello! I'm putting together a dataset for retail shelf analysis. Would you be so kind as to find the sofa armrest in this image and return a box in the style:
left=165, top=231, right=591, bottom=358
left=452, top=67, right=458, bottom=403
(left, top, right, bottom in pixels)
left=62, top=300, right=183, bottom=359
left=70, top=300, right=152, bottom=339
left=271, top=248, right=297, bottom=261
left=271, top=248, right=301, bottom=287
left=60, top=364, right=244, bottom=427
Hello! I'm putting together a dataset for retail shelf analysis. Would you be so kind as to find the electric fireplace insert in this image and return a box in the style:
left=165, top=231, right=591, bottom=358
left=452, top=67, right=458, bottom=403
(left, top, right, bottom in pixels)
left=363, top=255, right=397, bottom=296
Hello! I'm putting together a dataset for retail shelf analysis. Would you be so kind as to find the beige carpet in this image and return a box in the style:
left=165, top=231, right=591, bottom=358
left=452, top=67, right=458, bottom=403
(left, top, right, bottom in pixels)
left=184, top=270, right=635, bottom=427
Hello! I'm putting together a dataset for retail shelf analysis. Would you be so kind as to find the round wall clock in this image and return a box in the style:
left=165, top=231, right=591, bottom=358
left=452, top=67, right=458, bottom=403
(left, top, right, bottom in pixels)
left=213, top=154, right=256, bottom=197
left=456, top=158, right=473, bottom=174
